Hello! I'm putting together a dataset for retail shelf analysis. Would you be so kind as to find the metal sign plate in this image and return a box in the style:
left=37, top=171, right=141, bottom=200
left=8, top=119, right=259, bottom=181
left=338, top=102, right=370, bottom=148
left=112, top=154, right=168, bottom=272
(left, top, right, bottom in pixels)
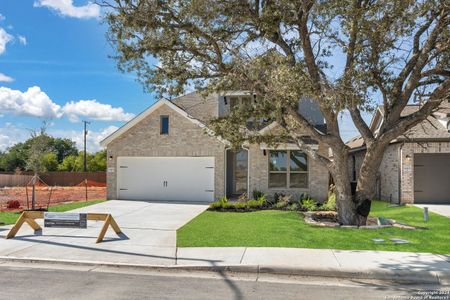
left=44, top=212, right=87, bottom=228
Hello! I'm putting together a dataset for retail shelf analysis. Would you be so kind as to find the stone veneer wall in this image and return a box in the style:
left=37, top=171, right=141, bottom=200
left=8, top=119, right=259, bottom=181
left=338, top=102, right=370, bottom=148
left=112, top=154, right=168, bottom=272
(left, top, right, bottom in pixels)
left=106, top=104, right=226, bottom=200
left=399, top=142, right=450, bottom=204
left=248, top=144, right=330, bottom=202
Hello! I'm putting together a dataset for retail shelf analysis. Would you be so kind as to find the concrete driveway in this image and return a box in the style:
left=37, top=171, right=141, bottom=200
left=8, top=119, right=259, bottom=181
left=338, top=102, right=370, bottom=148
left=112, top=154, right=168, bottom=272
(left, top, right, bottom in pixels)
left=0, top=200, right=208, bottom=265
left=415, top=204, right=450, bottom=218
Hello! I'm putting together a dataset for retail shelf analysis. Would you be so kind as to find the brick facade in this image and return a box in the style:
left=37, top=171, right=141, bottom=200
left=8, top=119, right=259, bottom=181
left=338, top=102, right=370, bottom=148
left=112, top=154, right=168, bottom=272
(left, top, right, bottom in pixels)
left=248, top=144, right=329, bottom=202
left=105, top=95, right=330, bottom=202
left=106, top=104, right=226, bottom=199
left=350, top=141, right=450, bottom=204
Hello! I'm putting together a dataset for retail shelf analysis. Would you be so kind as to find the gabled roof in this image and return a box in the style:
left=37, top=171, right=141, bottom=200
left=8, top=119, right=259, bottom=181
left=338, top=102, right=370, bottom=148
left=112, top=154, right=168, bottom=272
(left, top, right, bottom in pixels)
left=347, top=102, right=450, bottom=151
left=100, top=99, right=229, bottom=147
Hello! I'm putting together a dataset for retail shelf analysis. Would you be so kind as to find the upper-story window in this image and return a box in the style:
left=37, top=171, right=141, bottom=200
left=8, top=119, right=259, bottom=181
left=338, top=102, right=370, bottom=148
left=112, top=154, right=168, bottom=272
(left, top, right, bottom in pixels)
left=229, top=96, right=253, bottom=110
left=160, top=116, right=169, bottom=135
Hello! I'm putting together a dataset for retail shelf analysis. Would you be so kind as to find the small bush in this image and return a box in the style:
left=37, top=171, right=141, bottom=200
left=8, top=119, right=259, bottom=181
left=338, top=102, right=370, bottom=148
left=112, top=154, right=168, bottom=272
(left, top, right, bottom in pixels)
left=209, top=197, right=228, bottom=210
left=6, top=200, right=20, bottom=209
left=273, top=194, right=291, bottom=209
left=300, top=198, right=318, bottom=211
left=323, top=193, right=336, bottom=211
left=247, top=196, right=266, bottom=209
left=252, top=190, right=265, bottom=200
left=238, top=193, right=248, bottom=203
left=233, top=202, right=247, bottom=210
left=287, top=203, right=299, bottom=211
left=222, top=202, right=236, bottom=209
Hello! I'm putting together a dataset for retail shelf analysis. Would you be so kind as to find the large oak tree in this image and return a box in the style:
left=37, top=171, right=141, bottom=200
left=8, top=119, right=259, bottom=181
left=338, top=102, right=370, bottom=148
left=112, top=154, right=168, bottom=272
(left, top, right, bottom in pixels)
left=104, top=0, right=450, bottom=225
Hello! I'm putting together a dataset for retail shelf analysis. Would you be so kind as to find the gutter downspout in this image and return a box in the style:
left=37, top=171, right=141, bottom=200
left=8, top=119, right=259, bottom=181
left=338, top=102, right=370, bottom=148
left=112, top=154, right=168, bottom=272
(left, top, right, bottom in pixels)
left=398, top=142, right=405, bottom=205
left=242, top=145, right=250, bottom=197
left=224, top=146, right=231, bottom=198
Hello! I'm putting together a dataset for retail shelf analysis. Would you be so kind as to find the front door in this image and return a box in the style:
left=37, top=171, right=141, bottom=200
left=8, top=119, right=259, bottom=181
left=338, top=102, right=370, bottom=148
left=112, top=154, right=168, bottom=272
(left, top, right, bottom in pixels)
left=227, top=149, right=248, bottom=197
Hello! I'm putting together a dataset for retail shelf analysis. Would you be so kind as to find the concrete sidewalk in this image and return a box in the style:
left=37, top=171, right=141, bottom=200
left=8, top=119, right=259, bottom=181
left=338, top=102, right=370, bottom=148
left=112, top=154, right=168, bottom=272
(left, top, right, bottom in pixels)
left=175, top=247, right=450, bottom=284
left=415, top=204, right=450, bottom=218
left=0, top=245, right=449, bottom=285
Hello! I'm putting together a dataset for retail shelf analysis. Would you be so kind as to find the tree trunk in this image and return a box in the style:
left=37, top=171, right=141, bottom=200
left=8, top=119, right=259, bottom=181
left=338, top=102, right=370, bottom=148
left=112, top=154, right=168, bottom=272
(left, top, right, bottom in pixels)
left=329, top=150, right=357, bottom=225
left=353, top=142, right=390, bottom=226
left=334, top=174, right=356, bottom=225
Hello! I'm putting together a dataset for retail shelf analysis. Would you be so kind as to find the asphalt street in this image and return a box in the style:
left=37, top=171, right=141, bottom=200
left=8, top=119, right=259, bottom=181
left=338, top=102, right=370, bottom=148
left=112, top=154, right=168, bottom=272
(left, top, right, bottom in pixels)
left=0, top=263, right=448, bottom=300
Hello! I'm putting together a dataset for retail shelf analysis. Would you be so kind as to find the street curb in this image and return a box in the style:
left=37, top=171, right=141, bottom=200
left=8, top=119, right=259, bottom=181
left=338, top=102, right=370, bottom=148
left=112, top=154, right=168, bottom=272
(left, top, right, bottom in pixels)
left=0, top=256, right=447, bottom=285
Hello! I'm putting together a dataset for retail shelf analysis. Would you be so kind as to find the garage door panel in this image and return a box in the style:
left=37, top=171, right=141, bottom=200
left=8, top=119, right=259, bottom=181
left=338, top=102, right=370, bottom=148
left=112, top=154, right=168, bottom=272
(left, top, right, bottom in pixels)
left=117, top=157, right=215, bottom=202
left=414, top=154, right=450, bottom=204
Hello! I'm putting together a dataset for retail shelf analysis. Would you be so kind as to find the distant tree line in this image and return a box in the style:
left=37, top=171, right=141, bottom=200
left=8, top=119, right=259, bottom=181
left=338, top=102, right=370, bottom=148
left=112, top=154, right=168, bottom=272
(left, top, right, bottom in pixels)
left=0, top=135, right=106, bottom=172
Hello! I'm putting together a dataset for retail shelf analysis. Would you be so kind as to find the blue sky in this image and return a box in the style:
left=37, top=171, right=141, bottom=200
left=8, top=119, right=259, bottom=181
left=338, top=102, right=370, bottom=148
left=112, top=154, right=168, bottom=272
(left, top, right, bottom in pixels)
left=0, top=0, right=365, bottom=152
left=0, top=0, right=156, bottom=152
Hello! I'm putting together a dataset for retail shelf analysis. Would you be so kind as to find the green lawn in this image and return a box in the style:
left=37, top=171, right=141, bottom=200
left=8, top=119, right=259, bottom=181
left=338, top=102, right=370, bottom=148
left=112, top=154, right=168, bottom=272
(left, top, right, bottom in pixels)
left=177, top=201, right=450, bottom=254
left=0, top=200, right=105, bottom=225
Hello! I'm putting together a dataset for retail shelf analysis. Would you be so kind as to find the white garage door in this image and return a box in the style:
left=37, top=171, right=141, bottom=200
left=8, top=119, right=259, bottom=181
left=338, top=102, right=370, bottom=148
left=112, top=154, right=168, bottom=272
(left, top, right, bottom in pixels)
left=117, top=157, right=215, bottom=202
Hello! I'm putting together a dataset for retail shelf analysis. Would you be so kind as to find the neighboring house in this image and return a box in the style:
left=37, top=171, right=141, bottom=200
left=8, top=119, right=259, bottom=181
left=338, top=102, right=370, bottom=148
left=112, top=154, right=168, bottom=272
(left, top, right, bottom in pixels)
left=347, top=101, right=450, bottom=205
left=100, top=91, right=329, bottom=203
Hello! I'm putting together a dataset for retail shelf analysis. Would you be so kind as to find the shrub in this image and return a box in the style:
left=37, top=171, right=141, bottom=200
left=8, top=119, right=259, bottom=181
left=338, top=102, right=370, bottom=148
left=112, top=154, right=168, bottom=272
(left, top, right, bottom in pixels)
left=233, top=202, right=247, bottom=210
left=222, top=202, right=236, bottom=209
left=300, top=198, right=318, bottom=211
left=209, top=197, right=228, bottom=210
left=238, top=193, right=248, bottom=203
left=246, top=196, right=265, bottom=208
left=287, top=203, right=299, bottom=211
left=323, top=193, right=336, bottom=211
left=252, top=190, right=265, bottom=200
left=273, top=194, right=291, bottom=209
left=6, top=200, right=20, bottom=209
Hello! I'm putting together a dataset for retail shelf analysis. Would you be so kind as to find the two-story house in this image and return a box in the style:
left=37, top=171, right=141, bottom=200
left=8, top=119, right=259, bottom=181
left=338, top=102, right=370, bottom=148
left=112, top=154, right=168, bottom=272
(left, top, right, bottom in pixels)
left=100, top=91, right=329, bottom=202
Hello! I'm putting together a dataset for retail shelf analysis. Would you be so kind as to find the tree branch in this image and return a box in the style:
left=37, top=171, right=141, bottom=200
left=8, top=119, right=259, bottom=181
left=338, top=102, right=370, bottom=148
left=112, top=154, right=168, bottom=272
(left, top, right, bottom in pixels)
left=349, top=107, right=374, bottom=144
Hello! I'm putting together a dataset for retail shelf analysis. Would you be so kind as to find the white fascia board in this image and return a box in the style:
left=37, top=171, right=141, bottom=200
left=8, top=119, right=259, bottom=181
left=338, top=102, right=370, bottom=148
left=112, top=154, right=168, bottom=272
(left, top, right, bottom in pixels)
left=219, top=90, right=253, bottom=96
left=258, top=121, right=279, bottom=134
left=369, top=107, right=384, bottom=132
left=100, top=99, right=229, bottom=147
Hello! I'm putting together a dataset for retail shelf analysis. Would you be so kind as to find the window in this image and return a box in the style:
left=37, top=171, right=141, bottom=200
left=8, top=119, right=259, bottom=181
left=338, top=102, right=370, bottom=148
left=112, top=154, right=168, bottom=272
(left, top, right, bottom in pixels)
left=268, top=150, right=308, bottom=188
left=160, top=116, right=169, bottom=135
left=229, top=96, right=253, bottom=110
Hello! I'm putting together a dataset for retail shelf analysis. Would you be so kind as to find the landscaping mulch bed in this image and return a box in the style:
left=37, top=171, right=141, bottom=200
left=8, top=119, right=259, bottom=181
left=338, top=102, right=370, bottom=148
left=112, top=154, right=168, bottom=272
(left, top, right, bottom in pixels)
left=304, top=211, right=417, bottom=229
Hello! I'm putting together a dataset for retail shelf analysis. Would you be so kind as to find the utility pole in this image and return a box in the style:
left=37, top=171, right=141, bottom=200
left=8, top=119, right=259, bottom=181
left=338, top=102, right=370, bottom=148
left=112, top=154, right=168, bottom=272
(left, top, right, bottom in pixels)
left=82, top=121, right=90, bottom=172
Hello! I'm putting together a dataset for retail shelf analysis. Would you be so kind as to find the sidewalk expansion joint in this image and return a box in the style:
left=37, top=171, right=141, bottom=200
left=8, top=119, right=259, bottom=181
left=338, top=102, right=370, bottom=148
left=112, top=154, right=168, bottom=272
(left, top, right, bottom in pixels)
left=331, top=250, right=342, bottom=268
left=239, top=247, right=247, bottom=264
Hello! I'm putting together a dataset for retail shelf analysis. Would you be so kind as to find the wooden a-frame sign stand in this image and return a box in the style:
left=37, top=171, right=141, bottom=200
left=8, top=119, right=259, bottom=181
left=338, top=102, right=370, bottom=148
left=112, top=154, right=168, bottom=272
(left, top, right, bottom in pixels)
left=5, top=211, right=123, bottom=243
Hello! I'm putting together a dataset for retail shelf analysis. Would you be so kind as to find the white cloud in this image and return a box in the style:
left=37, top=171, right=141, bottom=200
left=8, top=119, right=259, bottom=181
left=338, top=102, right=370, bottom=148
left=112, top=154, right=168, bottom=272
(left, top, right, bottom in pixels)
left=50, top=125, right=118, bottom=152
left=34, top=0, right=100, bottom=19
left=0, top=86, right=62, bottom=118
left=17, top=35, right=27, bottom=45
left=0, top=123, right=29, bottom=151
left=0, top=27, right=13, bottom=55
left=62, top=100, right=135, bottom=122
left=0, top=86, right=134, bottom=123
left=0, top=72, right=13, bottom=82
